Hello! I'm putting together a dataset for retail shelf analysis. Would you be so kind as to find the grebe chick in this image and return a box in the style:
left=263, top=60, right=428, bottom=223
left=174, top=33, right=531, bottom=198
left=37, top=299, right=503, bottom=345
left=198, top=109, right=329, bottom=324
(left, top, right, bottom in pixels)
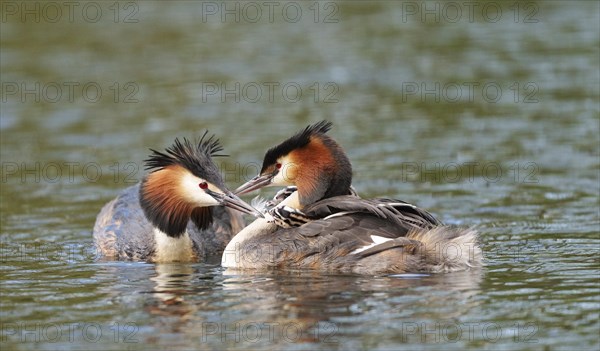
left=93, top=133, right=260, bottom=263
left=224, top=121, right=482, bottom=274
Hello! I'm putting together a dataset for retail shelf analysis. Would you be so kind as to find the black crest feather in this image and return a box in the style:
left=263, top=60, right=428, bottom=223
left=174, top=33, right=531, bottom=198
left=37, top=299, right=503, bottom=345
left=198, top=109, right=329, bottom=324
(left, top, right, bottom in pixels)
left=139, top=131, right=228, bottom=237
left=144, top=131, right=227, bottom=187
left=261, top=120, right=332, bottom=173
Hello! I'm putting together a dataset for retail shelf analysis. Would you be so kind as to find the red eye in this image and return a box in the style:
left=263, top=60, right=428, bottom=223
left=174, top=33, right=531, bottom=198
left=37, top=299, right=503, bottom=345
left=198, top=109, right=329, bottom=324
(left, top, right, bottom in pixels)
left=199, top=182, right=208, bottom=190
left=276, top=163, right=282, bottom=169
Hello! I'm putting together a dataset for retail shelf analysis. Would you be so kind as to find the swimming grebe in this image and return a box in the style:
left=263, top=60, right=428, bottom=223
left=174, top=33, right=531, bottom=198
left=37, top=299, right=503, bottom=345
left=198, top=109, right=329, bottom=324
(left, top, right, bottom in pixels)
left=223, top=121, right=482, bottom=274
left=93, top=133, right=260, bottom=263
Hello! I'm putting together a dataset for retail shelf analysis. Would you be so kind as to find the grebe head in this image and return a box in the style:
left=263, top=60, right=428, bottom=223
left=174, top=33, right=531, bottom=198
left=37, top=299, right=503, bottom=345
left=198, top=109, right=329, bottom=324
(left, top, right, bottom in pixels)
left=140, top=132, right=260, bottom=237
left=235, top=120, right=352, bottom=207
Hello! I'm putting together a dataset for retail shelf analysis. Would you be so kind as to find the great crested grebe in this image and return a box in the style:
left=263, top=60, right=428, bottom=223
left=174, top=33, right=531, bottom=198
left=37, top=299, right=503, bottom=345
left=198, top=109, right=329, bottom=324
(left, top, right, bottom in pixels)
left=223, top=121, right=482, bottom=274
left=93, top=133, right=260, bottom=263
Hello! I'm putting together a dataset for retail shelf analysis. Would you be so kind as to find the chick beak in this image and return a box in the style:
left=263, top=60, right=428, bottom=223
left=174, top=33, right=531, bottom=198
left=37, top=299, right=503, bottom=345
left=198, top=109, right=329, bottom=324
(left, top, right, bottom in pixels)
left=206, top=189, right=264, bottom=218
left=234, top=173, right=274, bottom=195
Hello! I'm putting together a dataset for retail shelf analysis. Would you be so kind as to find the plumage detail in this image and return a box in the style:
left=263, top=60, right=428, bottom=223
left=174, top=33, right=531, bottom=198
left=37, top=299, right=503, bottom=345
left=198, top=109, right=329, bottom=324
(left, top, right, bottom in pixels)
left=258, top=121, right=353, bottom=206
left=261, top=120, right=332, bottom=174
left=353, top=227, right=483, bottom=273
left=94, top=183, right=242, bottom=262
left=144, top=132, right=226, bottom=188
left=225, top=120, right=483, bottom=274
left=139, top=165, right=204, bottom=237
left=191, top=207, right=214, bottom=231
left=223, top=201, right=482, bottom=274
left=138, top=133, right=229, bottom=237
left=302, top=196, right=441, bottom=230
left=264, top=186, right=298, bottom=209
left=94, top=132, right=252, bottom=262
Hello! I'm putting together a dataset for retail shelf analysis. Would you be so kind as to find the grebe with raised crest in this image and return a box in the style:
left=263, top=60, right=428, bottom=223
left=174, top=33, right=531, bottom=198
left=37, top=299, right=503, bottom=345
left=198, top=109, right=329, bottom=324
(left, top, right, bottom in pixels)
left=223, top=121, right=482, bottom=274
left=93, top=133, right=260, bottom=263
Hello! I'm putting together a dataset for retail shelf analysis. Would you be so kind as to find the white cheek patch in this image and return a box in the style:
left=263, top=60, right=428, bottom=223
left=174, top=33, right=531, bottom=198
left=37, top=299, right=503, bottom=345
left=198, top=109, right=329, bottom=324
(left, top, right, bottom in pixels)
left=180, top=172, right=220, bottom=206
left=272, top=157, right=298, bottom=186
left=272, top=171, right=291, bottom=186
left=351, top=235, right=393, bottom=255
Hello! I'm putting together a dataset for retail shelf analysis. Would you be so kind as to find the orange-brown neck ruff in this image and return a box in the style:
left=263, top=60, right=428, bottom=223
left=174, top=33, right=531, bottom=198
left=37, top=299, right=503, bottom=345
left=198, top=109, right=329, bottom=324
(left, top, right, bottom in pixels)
left=140, top=165, right=212, bottom=237
left=289, top=135, right=352, bottom=207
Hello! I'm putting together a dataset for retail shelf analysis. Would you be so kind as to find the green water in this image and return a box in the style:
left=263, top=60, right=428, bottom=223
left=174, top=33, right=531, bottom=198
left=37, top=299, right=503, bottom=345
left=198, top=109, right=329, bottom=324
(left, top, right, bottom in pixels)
left=1, top=1, right=599, bottom=350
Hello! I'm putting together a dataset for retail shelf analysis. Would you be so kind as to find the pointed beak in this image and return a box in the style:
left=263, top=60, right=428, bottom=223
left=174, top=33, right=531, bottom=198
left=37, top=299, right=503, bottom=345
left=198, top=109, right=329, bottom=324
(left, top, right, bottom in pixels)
left=234, top=174, right=274, bottom=195
left=206, top=189, right=264, bottom=218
